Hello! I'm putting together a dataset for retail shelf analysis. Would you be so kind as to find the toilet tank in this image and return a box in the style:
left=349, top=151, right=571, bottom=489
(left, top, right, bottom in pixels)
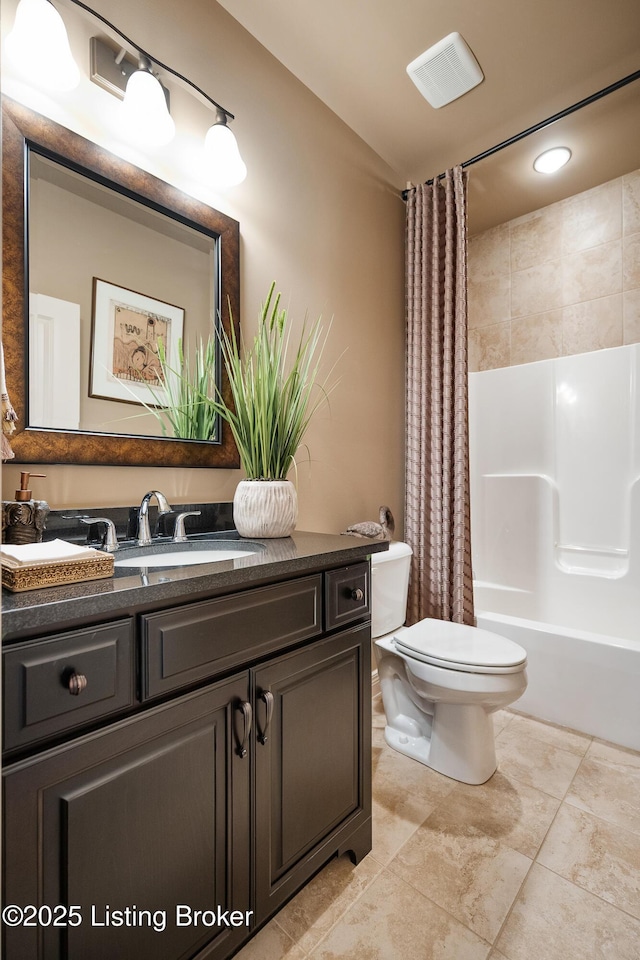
left=371, top=541, right=413, bottom=638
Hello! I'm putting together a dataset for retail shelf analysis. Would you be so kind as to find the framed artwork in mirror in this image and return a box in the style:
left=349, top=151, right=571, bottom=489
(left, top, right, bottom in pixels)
left=89, top=278, right=184, bottom=408
left=1, top=96, right=240, bottom=468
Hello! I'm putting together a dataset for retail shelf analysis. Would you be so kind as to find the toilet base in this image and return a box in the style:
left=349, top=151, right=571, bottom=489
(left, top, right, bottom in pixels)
left=383, top=701, right=497, bottom=784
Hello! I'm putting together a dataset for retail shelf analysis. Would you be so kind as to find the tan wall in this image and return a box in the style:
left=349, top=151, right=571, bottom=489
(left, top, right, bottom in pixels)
left=1, top=0, right=406, bottom=536
left=468, top=168, right=640, bottom=371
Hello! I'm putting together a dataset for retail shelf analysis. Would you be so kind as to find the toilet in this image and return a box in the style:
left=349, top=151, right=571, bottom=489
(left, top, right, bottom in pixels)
left=372, top=542, right=527, bottom=784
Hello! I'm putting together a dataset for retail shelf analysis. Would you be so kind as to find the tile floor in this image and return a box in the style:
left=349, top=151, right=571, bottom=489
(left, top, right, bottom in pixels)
left=235, top=696, right=640, bottom=960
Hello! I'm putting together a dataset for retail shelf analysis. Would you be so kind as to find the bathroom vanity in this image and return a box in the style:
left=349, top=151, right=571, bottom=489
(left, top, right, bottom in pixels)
left=2, top=530, right=386, bottom=960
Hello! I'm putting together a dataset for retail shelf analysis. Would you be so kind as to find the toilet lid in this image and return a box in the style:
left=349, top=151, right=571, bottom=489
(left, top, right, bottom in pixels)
left=394, top=618, right=527, bottom=675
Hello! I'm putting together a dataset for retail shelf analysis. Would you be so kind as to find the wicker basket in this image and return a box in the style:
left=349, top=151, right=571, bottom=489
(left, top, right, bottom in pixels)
left=2, top=554, right=114, bottom=592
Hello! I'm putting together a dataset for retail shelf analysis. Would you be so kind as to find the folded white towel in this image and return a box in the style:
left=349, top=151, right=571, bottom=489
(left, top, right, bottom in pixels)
left=1, top=539, right=106, bottom=569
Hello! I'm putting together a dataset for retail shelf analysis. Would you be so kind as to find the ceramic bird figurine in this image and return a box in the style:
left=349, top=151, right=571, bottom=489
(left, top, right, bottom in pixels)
left=342, top=506, right=395, bottom=541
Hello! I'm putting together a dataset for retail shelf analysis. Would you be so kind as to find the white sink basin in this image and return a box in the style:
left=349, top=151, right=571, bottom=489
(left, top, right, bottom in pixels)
left=114, top=544, right=259, bottom=568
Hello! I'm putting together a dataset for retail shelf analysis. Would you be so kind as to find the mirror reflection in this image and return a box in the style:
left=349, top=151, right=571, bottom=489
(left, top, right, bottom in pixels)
left=28, top=153, right=217, bottom=440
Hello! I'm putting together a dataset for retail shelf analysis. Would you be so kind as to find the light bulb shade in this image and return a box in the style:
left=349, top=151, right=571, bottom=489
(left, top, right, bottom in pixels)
left=204, top=122, right=247, bottom=187
left=533, top=147, right=572, bottom=174
left=121, top=69, right=176, bottom=147
left=4, top=0, right=80, bottom=92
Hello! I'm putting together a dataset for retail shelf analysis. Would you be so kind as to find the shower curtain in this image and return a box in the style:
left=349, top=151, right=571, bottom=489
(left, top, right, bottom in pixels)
left=405, top=168, right=474, bottom=626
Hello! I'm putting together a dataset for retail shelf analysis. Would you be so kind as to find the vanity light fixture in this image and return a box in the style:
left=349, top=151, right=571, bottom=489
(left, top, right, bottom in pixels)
left=4, top=0, right=80, bottom=92
left=5, top=0, right=247, bottom=186
left=533, top=146, right=572, bottom=174
left=120, top=56, right=176, bottom=148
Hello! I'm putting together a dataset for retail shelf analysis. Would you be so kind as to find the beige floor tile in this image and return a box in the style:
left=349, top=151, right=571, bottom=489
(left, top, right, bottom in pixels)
left=275, top=852, right=382, bottom=955
left=495, top=726, right=583, bottom=799
left=488, top=952, right=511, bottom=960
left=372, top=737, right=456, bottom=811
left=309, top=870, right=491, bottom=960
left=372, top=793, right=433, bottom=865
left=492, top=710, right=514, bottom=737
left=566, top=742, right=640, bottom=836
left=502, top=713, right=592, bottom=757
left=442, top=770, right=561, bottom=858
left=233, top=918, right=308, bottom=960
left=387, top=805, right=532, bottom=942
left=537, top=804, right=640, bottom=919
left=372, top=695, right=387, bottom=728
left=496, top=863, right=640, bottom=960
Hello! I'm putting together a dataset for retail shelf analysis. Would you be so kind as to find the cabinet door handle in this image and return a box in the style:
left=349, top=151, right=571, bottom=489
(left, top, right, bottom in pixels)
left=257, top=690, right=274, bottom=745
left=351, top=588, right=364, bottom=602
left=237, top=701, right=252, bottom=758
left=67, top=672, right=88, bottom=696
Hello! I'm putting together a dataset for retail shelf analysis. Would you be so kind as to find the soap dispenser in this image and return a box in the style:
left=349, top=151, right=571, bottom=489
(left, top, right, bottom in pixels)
left=2, top=472, right=50, bottom=545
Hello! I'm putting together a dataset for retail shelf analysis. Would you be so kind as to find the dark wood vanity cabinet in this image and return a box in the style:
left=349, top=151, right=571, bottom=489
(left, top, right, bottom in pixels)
left=2, top=561, right=372, bottom=960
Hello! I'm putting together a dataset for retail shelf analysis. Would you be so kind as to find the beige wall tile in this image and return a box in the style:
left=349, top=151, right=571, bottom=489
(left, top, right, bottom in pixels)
left=469, top=222, right=510, bottom=280
left=623, top=232, right=640, bottom=289
left=623, top=169, right=640, bottom=236
left=562, top=295, right=623, bottom=355
left=310, top=871, right=490, bottom=960
left=388, top=806, right=532, bottom=942
left=496, top=863, right=640, bottom=960
left=511, top=204, right=562, bottom=272
left=468, top=322, right=511, bottom=372
left=623, top=288, right=640, bottom=343
left=511, top=260, right=563, bottom=317
left=468, top=276, right=511, bottom=329
left=510, top=310, right=562, bottom=365
left=561, top=178, right=622, bottom=256
left=537, top=804, right=640, bottom=919
left=562, top=240, right=622, bottom=306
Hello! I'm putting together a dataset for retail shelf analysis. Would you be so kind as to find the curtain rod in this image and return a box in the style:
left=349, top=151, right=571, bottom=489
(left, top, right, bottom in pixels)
left=402, top=68, right=640, bottom=201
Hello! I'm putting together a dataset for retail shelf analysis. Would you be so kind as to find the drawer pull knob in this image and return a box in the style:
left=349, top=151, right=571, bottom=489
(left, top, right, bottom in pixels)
left=351, top=588, right=364, bottom=602
left=67, top=672, right=88, bottom=696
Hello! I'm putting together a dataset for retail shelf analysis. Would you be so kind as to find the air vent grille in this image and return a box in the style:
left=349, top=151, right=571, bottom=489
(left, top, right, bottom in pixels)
left=407, top=32, right=484, bottom=109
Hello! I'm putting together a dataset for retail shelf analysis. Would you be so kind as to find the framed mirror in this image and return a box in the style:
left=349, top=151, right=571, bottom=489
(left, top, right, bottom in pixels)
left=2, top=97, right=240, bottom=468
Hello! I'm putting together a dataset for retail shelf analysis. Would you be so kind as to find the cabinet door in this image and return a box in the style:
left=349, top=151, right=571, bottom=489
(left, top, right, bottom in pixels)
left=253, top=624, right=371, bottom=921
left=3, top=676, right=251, bottom=960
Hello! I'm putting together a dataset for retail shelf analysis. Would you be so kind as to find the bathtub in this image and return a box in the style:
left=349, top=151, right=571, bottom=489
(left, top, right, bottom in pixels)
left=469, top=345, right=640, bottom=752
left=475, top=603, right=640, bottom=753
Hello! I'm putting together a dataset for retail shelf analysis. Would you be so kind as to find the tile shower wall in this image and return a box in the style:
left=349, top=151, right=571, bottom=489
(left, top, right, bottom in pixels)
left=468, top=168, right=640, bottom=371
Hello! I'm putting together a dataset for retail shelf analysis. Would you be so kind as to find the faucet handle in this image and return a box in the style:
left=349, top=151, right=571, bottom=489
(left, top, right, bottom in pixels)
left=79, top=517, right=119, bottom=552
left=172, top=511, right=201, bottom=542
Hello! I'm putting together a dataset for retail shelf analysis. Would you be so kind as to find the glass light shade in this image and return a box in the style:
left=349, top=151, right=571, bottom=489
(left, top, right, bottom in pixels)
left=533, top=147, right=572, bottom=174
left=204, top=122, right=247, bottom=187
left=4, top=0, right=80, bottom=92
left=121, top=69, right=176, bottom=147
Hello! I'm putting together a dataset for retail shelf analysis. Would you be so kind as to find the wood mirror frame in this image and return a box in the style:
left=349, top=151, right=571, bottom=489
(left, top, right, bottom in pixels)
left=2, top=97, right=240, bottom=468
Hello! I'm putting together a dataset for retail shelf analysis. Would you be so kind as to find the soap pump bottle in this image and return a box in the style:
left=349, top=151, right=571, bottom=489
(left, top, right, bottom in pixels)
left=2, top=472, right=50, bottom=545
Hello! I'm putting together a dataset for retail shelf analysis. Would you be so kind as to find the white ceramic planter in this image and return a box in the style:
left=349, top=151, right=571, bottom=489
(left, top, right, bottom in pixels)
left=233, top=479, right=298, bottom=538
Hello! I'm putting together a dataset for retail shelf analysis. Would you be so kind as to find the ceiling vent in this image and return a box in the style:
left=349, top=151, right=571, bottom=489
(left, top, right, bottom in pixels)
left=407, top=32, right=484, bottom=108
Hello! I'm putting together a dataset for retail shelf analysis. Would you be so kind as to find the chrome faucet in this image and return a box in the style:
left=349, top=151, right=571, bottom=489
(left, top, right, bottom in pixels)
left=136, top=490, right=173, bottom=547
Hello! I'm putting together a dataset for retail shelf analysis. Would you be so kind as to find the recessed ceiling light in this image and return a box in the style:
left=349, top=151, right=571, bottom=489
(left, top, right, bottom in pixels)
left=533, top=147, right=572, bottom=174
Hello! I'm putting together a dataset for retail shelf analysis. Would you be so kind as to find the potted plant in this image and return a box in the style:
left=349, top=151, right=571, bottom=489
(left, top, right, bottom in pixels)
left=214, top=282, right=336, bottom=537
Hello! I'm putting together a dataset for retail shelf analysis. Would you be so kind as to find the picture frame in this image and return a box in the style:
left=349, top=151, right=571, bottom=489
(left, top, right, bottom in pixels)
left=89, top=278, right=184, bottom=406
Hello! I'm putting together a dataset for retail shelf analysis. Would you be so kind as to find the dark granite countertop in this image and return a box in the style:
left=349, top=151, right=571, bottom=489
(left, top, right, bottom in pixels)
left=2, top=531, right=389, bottom=644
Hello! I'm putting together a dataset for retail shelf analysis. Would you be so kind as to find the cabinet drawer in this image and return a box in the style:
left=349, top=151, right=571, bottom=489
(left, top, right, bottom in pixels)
left=324, top=562, right=370, bottom=630
left=141, top=574, right=322, bottom=699
left=3, top=619, right=135, bottom=752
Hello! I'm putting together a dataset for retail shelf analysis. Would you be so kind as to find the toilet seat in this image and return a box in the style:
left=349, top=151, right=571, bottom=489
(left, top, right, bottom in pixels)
left=393, top=618, right=527, bottom=675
